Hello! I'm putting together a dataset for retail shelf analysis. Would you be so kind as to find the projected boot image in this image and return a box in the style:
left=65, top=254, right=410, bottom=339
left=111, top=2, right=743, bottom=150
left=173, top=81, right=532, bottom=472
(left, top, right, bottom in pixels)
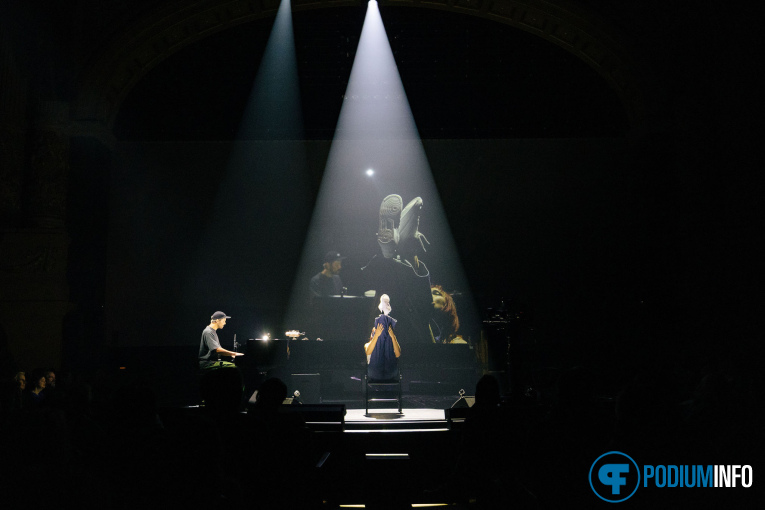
left=377, top=194, right=429, bottom=270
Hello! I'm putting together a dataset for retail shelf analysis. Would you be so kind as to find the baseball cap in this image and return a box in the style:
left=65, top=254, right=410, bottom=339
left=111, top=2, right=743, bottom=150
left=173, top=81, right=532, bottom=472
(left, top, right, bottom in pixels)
left=211, top=311, right=231, bottom=320
left=324, top=251, right=346, bottom=264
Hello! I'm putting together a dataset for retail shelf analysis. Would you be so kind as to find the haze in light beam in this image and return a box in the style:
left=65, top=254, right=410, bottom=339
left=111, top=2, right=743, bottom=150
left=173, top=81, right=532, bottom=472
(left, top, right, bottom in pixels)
left=334, top=0, right=419, bottom=141
left=286, top=1, right=478, bottom=341
left=239, top=0, right=303, bottom=139
left=185, top=0, right=310, bottom=336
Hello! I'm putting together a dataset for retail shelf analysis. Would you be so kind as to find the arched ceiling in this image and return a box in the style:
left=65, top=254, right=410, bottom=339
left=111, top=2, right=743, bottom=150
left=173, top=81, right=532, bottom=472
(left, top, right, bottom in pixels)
left=73, top=0, right=643, bottom=137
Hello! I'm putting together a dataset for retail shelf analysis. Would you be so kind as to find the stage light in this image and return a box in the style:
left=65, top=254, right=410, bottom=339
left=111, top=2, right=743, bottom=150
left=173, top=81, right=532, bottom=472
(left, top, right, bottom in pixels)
left=285, top=0, right=478, bottom=364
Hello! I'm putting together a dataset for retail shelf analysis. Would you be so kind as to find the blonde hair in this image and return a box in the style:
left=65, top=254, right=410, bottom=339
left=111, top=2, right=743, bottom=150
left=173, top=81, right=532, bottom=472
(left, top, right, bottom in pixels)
left=378, top=294, right=391, bottom=315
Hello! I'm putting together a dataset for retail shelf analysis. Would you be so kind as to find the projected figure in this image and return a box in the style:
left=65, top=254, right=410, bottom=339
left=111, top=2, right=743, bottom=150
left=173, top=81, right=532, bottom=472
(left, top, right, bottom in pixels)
left=199, top=311, right=243, bottom=370
left=362, top=194, right=434, bottom=343
left=309, top=251, right=345, bottom=297
left=310, top=251, right=357, bottom=342
left=430, top=285, right=466, bottom=344
left=364, top=294, right=401, bottom=380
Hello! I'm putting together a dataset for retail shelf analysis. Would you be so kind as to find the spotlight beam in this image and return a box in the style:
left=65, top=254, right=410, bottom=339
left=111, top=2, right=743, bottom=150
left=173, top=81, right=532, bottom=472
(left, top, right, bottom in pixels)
left=286, top=0, right=478, bottom=346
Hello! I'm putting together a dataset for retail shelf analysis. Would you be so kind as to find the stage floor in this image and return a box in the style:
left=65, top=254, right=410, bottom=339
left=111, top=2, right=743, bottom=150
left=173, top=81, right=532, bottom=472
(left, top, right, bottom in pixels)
left=343, top=408, right=449, bottom=432
left=286, top=404, right=454, bottom=432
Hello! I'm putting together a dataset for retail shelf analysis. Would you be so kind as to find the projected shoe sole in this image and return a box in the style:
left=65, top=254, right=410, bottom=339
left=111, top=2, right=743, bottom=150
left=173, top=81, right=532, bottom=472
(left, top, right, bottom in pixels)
left=378, top=194, right=402, bottom=258
left=399, top=196, right=423, bottom=244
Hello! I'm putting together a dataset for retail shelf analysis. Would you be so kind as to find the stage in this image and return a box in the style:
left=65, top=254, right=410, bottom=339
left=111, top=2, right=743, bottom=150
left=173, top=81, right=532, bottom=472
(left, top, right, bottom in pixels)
left=341, top=408, right=449, bottom=432
left=267, top=400, right=475, bottom=435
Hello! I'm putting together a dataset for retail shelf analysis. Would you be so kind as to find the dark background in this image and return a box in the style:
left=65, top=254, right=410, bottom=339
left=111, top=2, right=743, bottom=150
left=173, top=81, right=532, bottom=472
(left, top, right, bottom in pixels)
left=107, top=5, right=759, bottom=375
left=0, top=5, right=761, bottom=507
left=106, top=6, right=631, bottom=360
left=2, top=1, right=761, bottom=388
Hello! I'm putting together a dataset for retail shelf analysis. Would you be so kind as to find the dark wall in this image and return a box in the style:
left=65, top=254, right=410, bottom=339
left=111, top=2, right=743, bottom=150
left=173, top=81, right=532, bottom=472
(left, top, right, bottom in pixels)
left=107, top=137, right=639, bottom=357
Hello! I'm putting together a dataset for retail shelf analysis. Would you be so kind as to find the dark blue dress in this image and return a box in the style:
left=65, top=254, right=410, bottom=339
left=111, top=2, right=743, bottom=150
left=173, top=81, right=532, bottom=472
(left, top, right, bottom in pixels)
left=368, top=314, right=398, bottom=381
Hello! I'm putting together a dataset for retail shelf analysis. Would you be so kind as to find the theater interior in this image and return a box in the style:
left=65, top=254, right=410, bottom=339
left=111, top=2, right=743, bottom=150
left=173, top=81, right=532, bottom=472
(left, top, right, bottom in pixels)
left=0, top=1, right=760, bottom=508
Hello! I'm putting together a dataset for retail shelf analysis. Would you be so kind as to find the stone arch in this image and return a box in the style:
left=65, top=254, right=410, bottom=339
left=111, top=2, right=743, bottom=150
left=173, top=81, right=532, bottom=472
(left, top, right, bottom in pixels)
left=72, top=0, right=650, bottom=130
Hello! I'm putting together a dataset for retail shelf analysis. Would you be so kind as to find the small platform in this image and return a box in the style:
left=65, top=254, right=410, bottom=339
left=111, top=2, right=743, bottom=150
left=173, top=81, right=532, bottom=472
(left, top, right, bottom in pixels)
left=343, top=408, right=449, bottom=432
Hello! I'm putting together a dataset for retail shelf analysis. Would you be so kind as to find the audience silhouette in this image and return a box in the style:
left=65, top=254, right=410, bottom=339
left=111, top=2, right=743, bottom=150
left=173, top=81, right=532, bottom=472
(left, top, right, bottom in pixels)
left=0, top=353, right=758, bottom=509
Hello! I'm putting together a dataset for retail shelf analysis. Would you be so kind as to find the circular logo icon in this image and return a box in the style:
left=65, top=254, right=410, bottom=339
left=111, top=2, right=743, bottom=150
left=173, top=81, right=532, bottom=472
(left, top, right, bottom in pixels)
left=589, top=451, right=640, bottom=503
